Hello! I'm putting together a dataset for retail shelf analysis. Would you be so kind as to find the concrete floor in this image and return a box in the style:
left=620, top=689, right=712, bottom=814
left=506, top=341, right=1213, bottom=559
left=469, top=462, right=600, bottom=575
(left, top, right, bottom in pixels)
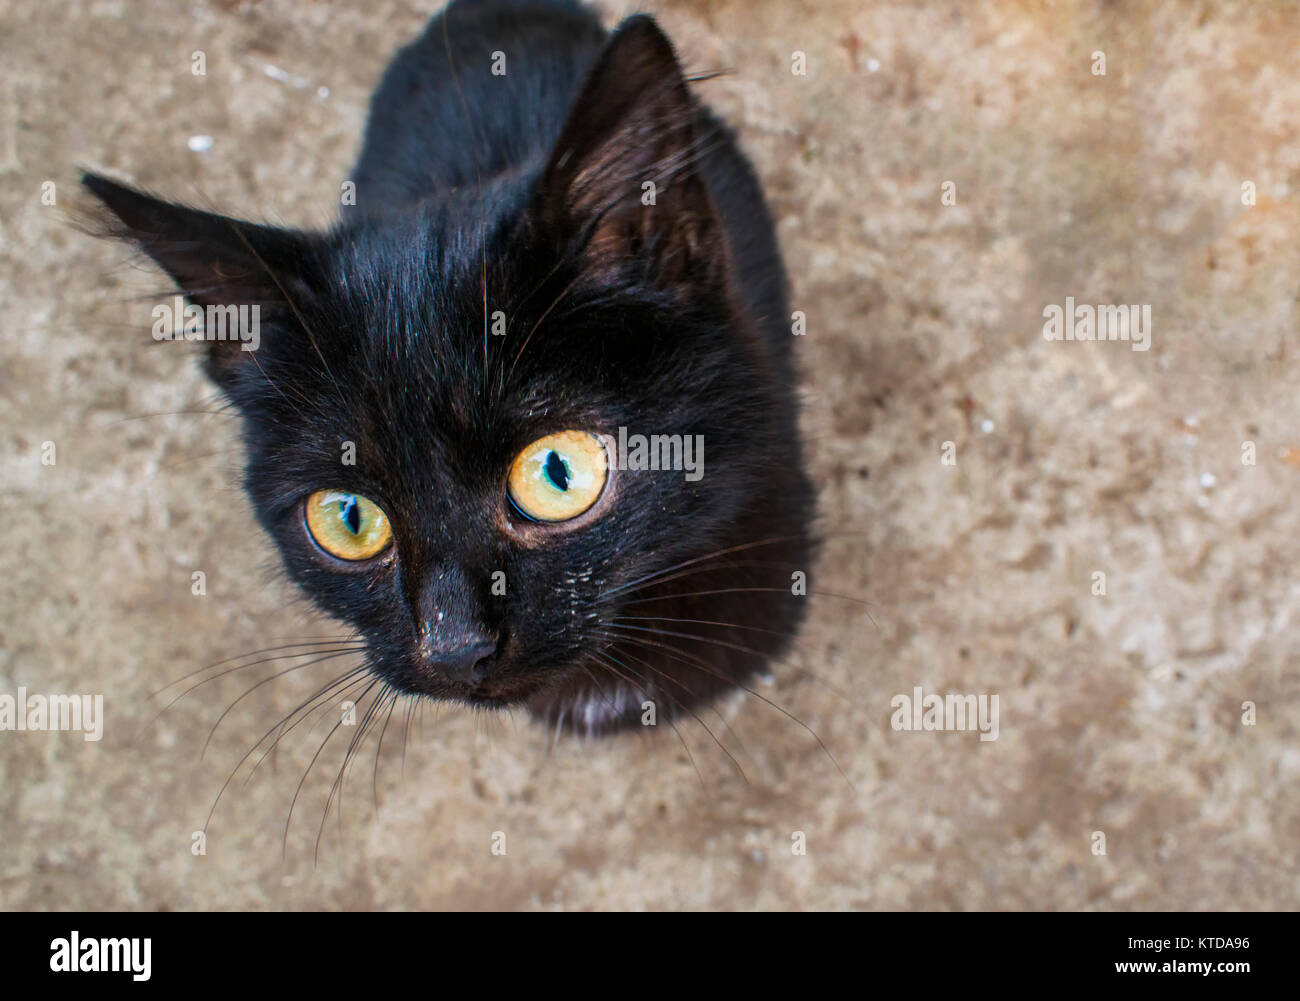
left=1, top=0, right=1297, bottom=909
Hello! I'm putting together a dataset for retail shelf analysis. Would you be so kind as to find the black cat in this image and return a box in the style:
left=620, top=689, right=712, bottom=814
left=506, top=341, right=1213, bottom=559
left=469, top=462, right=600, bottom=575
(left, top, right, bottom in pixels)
left=83, top=0, right=814, bottom=736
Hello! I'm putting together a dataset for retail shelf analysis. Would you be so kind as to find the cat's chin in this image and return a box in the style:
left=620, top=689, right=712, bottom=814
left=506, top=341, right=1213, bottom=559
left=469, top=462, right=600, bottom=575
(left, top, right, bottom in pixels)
left=523, top=674, right=649, bottom=737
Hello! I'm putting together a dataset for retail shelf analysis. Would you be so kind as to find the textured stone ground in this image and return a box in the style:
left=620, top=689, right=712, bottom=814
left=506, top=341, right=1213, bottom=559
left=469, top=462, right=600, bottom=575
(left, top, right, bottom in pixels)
left=1, top=0, right=1297, bottom=910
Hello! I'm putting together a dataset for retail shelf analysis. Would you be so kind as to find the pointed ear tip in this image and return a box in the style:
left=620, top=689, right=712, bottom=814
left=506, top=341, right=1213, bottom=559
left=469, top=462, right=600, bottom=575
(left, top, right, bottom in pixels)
left=79, top=169, right=110, bottom=192
left=79, top=171, right=103, bottom=202
left=75, top=172, right=133, bottom=237
left=74, top=171, right=154, bottom=238
left=612, top=14, right=678, bottom=59
left=79, top=170, right=133, bottom=207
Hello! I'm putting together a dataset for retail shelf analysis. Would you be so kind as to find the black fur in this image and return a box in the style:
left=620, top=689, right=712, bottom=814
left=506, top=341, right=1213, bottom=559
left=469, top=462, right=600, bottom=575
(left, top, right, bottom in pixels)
left=82, top=0, right=813, bottom=735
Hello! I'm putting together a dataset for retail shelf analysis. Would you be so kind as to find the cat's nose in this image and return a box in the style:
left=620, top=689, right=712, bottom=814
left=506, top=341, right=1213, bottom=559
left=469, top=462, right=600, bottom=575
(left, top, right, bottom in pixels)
left=420, top=635, right=496, bottom=685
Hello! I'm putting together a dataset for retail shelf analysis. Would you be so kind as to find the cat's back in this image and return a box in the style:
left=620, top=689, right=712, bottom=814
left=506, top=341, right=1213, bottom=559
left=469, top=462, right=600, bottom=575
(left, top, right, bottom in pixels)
left=351, top=0, right=608, bottom=205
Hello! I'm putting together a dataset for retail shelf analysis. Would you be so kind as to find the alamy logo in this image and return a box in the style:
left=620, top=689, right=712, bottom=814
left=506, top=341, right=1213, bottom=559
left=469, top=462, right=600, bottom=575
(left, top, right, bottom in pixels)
left=50, top=932, right=151, bottom=981
left=890, top=686, right=999, bottom=741
left=1042, top=296, right=1151, bottom=351
left=0, top=687, right=103, bottom=741
left=152, top=294, right=261, bottom=351
left=597, top=426, right=704, bottom=482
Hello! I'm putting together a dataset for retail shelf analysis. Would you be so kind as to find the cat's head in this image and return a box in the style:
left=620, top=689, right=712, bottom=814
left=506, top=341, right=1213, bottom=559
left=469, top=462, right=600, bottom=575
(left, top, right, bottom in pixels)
left=83, top=17, right=803, bottom=726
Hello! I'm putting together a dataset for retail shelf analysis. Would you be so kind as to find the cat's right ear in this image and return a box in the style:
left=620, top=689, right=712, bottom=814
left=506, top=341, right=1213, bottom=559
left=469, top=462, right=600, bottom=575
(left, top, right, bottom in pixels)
left=80, top=171, right=314, bottom=384
left=533, top=16, right=728, bottom=292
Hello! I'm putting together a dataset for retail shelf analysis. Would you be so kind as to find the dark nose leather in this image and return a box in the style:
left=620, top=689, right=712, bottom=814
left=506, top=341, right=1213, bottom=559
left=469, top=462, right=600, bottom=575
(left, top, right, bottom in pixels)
left=422, top=637, right=496, bottom=685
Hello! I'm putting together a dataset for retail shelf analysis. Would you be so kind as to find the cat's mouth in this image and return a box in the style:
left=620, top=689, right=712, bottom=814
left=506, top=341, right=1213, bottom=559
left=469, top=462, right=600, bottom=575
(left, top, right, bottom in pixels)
left=462, top=689, right=518, bottom=708
left=457, top=655, right=594, bottom=709
left=455, top=673, right=549, bottom=707
left=459, top=678, right=514, bottom=702
left=389, top=672, right=540, bottom=708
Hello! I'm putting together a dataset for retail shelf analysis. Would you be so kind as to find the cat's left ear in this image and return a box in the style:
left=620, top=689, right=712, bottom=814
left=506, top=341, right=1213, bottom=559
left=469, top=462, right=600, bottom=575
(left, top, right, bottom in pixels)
left=534, top=15, right=728, bottom=292
left=80, top=172, right=315, bottom=384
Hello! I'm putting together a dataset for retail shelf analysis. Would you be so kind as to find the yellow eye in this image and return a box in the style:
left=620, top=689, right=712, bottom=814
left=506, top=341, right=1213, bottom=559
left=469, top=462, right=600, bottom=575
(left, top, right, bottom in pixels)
left=304, top=490, right=392, bottom=561
left=508, top=430, right=609, bottom=522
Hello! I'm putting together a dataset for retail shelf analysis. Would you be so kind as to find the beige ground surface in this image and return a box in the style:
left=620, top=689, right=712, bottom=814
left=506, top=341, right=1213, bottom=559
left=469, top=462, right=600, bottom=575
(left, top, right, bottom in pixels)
left=1, top=0, right=1297, bottom=910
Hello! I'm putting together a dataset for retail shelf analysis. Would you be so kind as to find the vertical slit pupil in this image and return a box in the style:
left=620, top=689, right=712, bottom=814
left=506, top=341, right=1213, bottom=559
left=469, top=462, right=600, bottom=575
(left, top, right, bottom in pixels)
left=544, top=451, right=570, bottom=491
left=340, top=496, right=362, bottom=535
